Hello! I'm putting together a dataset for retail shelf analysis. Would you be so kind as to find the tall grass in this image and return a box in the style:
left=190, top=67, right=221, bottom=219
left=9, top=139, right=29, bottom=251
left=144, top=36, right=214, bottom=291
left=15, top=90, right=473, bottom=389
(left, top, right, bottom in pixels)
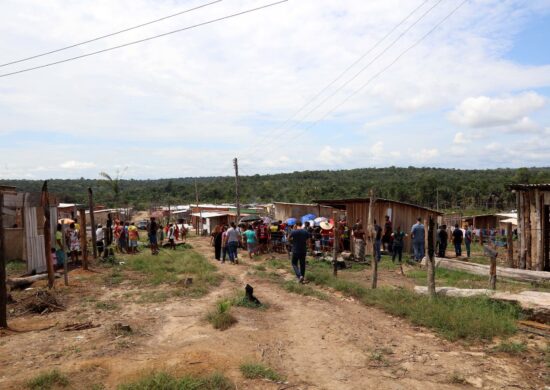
left=240, top=363, right=284, bottom=381
left=206, top=300, right=237, bottom=330
left=118, top=372, right=234, bottom=390
left=307, top=268, right=520, bottom=341
left=27, top=370, right=69, bottom=389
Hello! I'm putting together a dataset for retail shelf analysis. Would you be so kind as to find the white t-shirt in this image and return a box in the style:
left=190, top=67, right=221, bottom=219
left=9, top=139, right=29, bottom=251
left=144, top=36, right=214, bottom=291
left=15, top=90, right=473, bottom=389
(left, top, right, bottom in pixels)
left=226, top=227, right=240, bottom=243
left=96, top=228, right=104, bottom=241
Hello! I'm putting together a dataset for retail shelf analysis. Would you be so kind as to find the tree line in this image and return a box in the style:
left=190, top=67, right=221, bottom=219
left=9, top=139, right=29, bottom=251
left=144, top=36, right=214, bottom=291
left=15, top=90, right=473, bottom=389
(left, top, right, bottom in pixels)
left=2, top=166, right=549, bottom=213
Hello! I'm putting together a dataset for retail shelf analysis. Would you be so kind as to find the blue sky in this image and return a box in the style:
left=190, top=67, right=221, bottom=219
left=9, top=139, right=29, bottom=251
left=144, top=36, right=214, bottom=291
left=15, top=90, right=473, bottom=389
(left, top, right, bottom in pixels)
left=0, top=0, right=549, bottom=179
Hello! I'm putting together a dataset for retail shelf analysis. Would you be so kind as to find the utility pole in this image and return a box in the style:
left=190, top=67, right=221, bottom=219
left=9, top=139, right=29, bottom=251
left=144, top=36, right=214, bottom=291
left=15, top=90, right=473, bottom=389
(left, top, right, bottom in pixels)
left=88, top=188, right=97, bottom=260
left=41, top=181, right=55, bottom=289
left=332, top=210, right=339, bottom=277
left=234, top=157, right=241, bottom=223
left=0, top=192, right=7, bottom=328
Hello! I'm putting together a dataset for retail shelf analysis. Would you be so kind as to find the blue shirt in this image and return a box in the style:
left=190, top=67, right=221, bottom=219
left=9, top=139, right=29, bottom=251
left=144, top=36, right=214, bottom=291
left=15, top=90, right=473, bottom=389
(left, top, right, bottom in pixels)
left=411, top=223, right=425, bottom=243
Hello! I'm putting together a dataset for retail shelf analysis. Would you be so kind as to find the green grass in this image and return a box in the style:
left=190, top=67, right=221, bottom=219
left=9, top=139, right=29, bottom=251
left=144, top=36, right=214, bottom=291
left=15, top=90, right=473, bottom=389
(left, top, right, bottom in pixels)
left=231, top=291, right=269, bottom=310
left=239, top=363, right=284, bottom=382
left=6, top=259, right=26, bottom=274
left=95, top=301, right=119, bottom=311
left=282, top=280, right=329, bottom=300
left=117, top=372, right=234, bottom=390
left=27, top=370, right=69, bottom=389
left=492, top=341, right=527, bottom=354
left=206, top=300, right=237, bottom=330
left=306, top=267, right=520, bottom=341
left=137, top=291, right=170, bottom=304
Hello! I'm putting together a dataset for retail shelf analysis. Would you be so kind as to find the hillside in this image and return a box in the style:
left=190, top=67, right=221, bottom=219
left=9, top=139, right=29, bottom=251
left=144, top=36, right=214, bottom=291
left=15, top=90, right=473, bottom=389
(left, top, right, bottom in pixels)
left=2, top=166, right=549, bottom=212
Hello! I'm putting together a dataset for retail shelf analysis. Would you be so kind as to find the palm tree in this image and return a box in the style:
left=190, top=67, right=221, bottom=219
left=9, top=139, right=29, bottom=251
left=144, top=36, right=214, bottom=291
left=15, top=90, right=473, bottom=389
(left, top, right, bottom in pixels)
left=99, top=168, right=127, bottom=207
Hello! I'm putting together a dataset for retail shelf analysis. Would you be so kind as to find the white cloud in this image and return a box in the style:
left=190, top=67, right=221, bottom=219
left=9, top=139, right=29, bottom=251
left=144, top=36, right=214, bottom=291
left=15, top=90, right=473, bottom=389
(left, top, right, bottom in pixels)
left=60, top=160, right=96, bottom=169
left=453, top=132, right=470, bottom=144
left=449, top=92, right=546, bottom=128
left=317, top=146, right=354, bottom=165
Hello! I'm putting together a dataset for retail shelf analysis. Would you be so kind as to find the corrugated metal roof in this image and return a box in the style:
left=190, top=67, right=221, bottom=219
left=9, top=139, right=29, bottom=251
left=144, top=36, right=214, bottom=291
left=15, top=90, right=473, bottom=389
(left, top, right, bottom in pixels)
left=314, top=197, right=443, bottom=215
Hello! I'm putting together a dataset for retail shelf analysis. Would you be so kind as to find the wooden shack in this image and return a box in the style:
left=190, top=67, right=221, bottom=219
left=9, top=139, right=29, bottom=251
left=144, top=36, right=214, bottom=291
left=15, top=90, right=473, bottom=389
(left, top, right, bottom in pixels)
left=510, top=184, right=550, bottom=271
left=316, top=197, right=443, bottom=252
left=272, top=202, right=335, bottom=222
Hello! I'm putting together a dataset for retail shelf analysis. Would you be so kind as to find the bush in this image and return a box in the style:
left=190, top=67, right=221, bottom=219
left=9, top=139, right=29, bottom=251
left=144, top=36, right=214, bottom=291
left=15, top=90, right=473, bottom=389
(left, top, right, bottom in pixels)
left=492, top=341, right=527, bottom=354
left=231, top=292, right=268, bottom=310
left=206, top=300, right=237, bottom=330
left=240, top=363, right=284, bottom=381
left=27, top=370, right=69, bottom=389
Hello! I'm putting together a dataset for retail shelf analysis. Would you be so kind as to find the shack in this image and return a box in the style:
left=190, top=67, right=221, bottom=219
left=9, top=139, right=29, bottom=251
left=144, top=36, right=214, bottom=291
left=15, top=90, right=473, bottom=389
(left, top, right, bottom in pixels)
left=315, top=197, right=443, bottom=252
left=510, top=184, right=550, bottom=271
left=0, top=186, right=58, bottom=273
left=462, top=212, right=516, bottom=230
left=271, top=202, right=335, bottom=222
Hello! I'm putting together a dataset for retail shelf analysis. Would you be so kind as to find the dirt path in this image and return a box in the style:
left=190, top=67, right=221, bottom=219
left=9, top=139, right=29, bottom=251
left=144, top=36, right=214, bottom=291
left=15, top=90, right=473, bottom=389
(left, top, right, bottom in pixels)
left=0, top=237, right=544, bottom=389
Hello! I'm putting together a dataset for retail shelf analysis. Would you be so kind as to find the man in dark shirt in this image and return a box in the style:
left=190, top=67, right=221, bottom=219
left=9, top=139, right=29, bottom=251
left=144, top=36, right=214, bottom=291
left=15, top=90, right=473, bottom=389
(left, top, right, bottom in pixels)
left=374, top=220, right=382, bottom=262
left=149, top=217, right=159, bottom=255
left=452, top=224, right=463, bottom=257
left=438, top=225, right=448, bottom=258
left=289, top=221, right=310, bottom=283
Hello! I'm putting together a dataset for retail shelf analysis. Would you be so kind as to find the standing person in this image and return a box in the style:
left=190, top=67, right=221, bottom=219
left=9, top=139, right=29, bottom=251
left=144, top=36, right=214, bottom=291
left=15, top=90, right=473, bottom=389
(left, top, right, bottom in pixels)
left=224, top=222, right=240, bottom=264
left=167, top=223, right=176, bottom=250
left=119, top=222, right=128, bottom=254
left=66, top=222, right=80, bottom=264
left=411, top=218, right=425, bottom=262
left=55, top=223, right=65, bottom=270
left=452, top=223, right=463, bottom=257
left=289, top=221, right=310, bottom=284
left=244, top=225, right=258, bottom=259
left=157, top=224, right=164, bottom=247
left=148, top=217, right=159, bottom=255
left=114, top=221, right=122, bottom=253
left=438, top=225, right=448, bottom=258
left=391, top=226, right=406, bottom=263
left=128, top=222, right=139, bottom=254
left=374, top=219, right=382, bottom=263
left=382, top=215, right=393, bottom=254
left=95, top=224, right=105, bottom=257
left=106, top=213, right=113, bottom=247
left=464, top=225, right=472, bottom=258
left=353, top=224, right=366, bottom=261
left=211, top=225, right=223, bottom=261
left=258, top=222, right=269, bottom=254
left=221, top=225, right=229, bottom=263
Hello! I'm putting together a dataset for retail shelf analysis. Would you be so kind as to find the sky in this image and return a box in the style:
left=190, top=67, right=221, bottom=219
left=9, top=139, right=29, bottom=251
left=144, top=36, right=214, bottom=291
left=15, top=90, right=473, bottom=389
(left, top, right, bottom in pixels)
left=0, top=0, right=549, bottom=179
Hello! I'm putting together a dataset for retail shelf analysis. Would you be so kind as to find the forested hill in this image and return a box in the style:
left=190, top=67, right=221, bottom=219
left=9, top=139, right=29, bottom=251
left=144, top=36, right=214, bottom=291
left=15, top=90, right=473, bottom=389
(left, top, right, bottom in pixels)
left=2, top=167, right=549, bottom=213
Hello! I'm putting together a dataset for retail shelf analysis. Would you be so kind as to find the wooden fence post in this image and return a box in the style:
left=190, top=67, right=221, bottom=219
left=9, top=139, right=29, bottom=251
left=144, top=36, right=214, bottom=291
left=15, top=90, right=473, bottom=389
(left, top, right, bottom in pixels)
left=0, top=193, right=7, bottom=328
left=88, top=188, right=97, bottom=260
left=506, top=222, right=514, bottom=268
left=427, top=216, right=436, bottom=297
left=484, top=245, right=498, bottom=290
left=41, top=181, right=55, bottom=289
left=79, top=208, right=88, bottom=271
left=332, top=211, right=338, bottom=277
left=368, top=190, right=377, bottom=289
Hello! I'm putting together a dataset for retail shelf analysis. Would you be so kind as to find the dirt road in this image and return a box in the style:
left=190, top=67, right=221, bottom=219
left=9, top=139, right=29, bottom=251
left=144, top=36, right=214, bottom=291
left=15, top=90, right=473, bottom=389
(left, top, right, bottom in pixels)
left=0, top=236, right=545, bottom=389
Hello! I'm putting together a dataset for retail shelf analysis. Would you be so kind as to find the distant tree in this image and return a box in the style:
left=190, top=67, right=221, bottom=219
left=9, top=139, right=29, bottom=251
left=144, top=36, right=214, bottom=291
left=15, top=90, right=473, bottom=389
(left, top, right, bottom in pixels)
left=99, top=168, right=127, bottom=206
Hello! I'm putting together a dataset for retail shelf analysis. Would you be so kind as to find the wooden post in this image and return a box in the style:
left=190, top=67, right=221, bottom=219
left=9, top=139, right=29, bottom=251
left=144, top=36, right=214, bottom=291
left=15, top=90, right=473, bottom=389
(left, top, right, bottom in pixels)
left=526, top=191, right=532, bottom=270
left=518, top=191, right=526, bottom=269
left=332, top=211, right=339, bottom=277
left=535, top=190, right=543, bottom=271
left=234, top=158, right=241, bottom=222
left=368, top=190, right=377, bottom=289
left=79, top=209, right=88, bottom=272
left=88, top=188, right=97, bottom=259
left=41, top=181, right=55, bottom=289
left=506, top=222, right=514, bottom=268
left=485, top=245, right=498, bottom=290
left=0, top=193, right=7, bottom=328
left=427, top=215, right=436, bottom=297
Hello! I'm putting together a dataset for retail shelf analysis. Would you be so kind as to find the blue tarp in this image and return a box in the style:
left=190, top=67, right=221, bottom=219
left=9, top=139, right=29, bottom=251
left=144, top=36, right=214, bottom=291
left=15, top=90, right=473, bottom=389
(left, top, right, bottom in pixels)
left=301, top=214, right=316, bottom=224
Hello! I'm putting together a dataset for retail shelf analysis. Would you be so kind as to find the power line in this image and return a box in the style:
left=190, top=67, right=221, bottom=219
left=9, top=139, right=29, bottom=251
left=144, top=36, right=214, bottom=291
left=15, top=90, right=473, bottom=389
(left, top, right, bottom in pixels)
left=0, top=0, right=288, bottom=78
left=238, top=0, right=431, bottom=156
left=0, top=0, right=223, bottom=68
left=241, top=0, right=468, bottom=170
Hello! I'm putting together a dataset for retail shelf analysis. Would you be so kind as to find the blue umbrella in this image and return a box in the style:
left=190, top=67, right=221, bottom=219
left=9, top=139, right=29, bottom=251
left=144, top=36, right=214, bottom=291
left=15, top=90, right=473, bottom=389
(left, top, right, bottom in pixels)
left=301, top=214, right=316, bottom=224
left=286, top=218, right=297, bottom=226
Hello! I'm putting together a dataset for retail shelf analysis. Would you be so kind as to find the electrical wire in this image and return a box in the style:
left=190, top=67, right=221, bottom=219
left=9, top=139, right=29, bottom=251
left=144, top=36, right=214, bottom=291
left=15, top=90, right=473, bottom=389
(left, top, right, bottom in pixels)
left=0, top=0, right=288, bottom=78
left=238, top=0, right=431, bottom=157
left=0, top=0, right=223, bottom=68
left=241, top=0, right=468, bottom=171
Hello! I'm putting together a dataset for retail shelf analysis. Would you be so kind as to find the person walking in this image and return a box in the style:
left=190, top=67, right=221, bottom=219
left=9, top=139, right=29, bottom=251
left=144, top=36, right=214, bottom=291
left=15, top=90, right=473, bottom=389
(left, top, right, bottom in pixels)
left=382, top=215, right=393, bottom=254
left=221, top=225, right=229, bottom=263
left=66, top=222, right=80, bottom=264
left=464, top=225, right=472, bottom=258
left=411, top=218, right=425, bottom=262
left=55, top=223, right=65, bottom=270
left=224, top=222, right=240, bottom=264
left=128, top=222, right=139, bottom=254
left=244, top=225, right=258, bottom=259
left=96, top=224, right=105, bottom=257
left=437, top=225, right=448, bottom=258
left=374, top=219, right=382, bottom=263
left=452, top=224, right=463, bottom=257
left=148, top=217, right=159, bottom=255
left=289, top=221, right=310, bottom=284
left=391, top=226, right=406, bottom=263
left=167, top=223, right=176, bottom=250
left=211, top=225, right=223, bottom=261
left=353, top=224, right=366, bottom=261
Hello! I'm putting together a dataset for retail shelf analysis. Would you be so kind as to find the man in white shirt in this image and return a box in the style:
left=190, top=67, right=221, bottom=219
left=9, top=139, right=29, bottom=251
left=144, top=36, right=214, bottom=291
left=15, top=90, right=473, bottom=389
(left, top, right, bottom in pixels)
left=96, top=224, right=105, bottom=256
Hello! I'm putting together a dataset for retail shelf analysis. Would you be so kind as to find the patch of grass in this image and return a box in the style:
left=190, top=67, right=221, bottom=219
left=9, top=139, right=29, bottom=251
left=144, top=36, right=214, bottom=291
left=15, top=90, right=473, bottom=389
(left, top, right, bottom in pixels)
left=137, top=291, right=170, bottom=304
left=266, top=258, right=288, bottom=269
left=6, top=259, right=26, bottom=274
left=95, top=301, right=119, bottom=311
left=253, top=270, right=284, bottom=282
left=282, top=280, right=329, bottom=300
left=449, top=371, right=467, bottom=384
left=231, top=292, right=269, bottom=310
left=240, top=363, right=284, bottom=382
left=492, top=341, right=527, bottom=354
left=103, top=267, right=124, bottom=286
left=118, top=372, right=234, bottom=390
left=27, top=369, right=69, bottom=389
left=206, top=299, right=237, bottom=330
left=252, top=264, right=267, bottom=271
left=307, top=268, right=520, bottom=341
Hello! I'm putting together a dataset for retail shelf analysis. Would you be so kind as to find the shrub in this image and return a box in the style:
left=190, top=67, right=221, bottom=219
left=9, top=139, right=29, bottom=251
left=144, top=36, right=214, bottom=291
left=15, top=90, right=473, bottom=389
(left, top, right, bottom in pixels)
left=240, top=363, right=284, bottom=381
left=206, top=300, right=237, bottom=330
left=118, top=372, right=234, bottom=390
left=27, top=370, right=69, bottom=389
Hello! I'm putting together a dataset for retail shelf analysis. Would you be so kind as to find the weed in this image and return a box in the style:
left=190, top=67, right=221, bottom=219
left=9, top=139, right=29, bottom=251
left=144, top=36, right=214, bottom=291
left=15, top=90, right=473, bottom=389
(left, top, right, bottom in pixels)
left=137, top=291, right=170, bottom=304
left=103, top=267, right=124, bottom=286
left=27, top=370, right=69, bottom=389
left=117, top=371, right=234, bottom=390
left=95, top=301, right=119, bottom=311
left=253, top=264, right=267, bottom=271
left=449, top=371, right=467, bottom=384
left=282, top=281, right=329, bottom=300
left=231, top=292, right=269, bottom=310
left=492, top=341, right=527, bottom=354
left=6, top=259, right=26, bottom=274
left=206, top=300, right=237, bottom=330
left=240, top=363, right=284, bottom=382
